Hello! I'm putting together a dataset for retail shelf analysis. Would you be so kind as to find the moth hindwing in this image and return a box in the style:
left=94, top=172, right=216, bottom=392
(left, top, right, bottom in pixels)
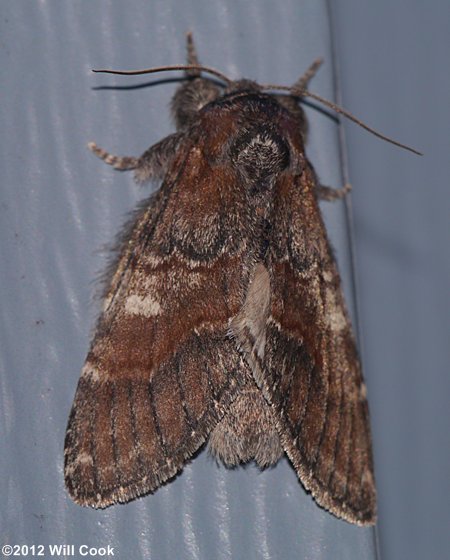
left=64, top=33, right=376, bottom=526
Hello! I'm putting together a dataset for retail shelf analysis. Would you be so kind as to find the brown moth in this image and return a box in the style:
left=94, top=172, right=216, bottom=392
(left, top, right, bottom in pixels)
left=64, top=33, right=377, bottom=525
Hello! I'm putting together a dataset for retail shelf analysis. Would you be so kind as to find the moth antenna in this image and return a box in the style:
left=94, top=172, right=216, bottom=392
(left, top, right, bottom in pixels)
left=92, top=60, right=421, bottom=155
left=261, top=83, right=422, bottom=156
left=92, top=64, right=232, bottom=85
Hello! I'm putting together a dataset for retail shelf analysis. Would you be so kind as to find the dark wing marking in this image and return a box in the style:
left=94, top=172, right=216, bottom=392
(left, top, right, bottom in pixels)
left=65, top=136, right=254, bottom=508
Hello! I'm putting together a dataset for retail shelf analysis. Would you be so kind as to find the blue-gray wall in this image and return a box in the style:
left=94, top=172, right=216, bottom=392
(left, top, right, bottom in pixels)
left=334, top=3, right=450, bottom=559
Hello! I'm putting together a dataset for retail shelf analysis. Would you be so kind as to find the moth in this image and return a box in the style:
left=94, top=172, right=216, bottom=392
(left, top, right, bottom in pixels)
left=64, top=33, right=389, bottom=526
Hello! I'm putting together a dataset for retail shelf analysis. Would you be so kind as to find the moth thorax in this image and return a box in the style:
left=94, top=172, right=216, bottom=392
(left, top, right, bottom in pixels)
left=230, top=128, right=290, bottom=187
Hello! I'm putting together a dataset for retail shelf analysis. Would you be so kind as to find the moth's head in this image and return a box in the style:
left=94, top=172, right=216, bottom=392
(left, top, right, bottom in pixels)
left=91, top=53, right=422, bottom=156
left=171, top=74, right=309, bottom=143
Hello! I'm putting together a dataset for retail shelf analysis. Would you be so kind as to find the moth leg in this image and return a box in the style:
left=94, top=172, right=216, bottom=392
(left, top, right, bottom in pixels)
left=293, top=58, right=323, bottom=91
left=185, top=30, right=200, bottom=76
left=171, top=32, right=221, bottom=129
left=309, top=165, right=352, bottom=200
left=277, top=58, right=323, bottom=144
left=88, top=132, right=185, bottom=184
left=316, top=183, right=352, bottom=201
left=88, top=142, right=138, bottom=170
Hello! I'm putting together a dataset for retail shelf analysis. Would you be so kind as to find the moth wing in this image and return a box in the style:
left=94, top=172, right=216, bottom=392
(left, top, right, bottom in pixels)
left=65, top=139, right=251, bottom=508
left=236, top=167, right=376, bottom=525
